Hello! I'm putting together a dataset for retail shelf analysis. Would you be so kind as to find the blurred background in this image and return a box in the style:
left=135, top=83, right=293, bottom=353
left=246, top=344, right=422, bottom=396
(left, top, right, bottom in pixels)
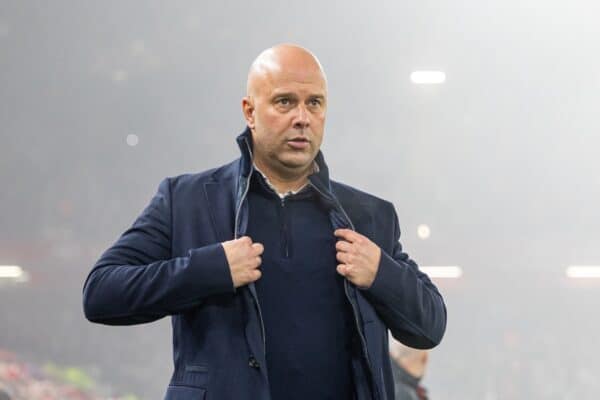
left=1, top=0, right=599, bottom=399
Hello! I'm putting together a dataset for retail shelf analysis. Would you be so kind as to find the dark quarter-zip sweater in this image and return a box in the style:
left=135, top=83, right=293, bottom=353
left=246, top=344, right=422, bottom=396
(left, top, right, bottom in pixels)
left=246, top=169, right=357, bottom=400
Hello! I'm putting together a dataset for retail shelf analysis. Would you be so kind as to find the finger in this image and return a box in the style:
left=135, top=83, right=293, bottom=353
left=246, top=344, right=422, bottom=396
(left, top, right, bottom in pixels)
left=335, top=240, right=353, bottom=253
left=251, top=242, right=264, bottom=255
left=336, top=251, right=351, bottom=264
left=239, top=236, right=252, bottom=244
left=334, top=229, right=362, bottom=243
left=252, top=256, right=262, bottom=268
left=250, top=269, right=262, bottom=281
left=336, top=264, right=351, bottom=276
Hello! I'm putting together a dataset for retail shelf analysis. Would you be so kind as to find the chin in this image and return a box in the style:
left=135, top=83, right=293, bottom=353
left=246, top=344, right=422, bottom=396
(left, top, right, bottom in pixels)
left=279, top=157, right=313, bottom=170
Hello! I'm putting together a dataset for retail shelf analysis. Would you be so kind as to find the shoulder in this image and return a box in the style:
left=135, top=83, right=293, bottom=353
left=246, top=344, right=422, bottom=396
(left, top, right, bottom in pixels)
left=165, top=159, right=239, bottom=190
left=331, top=180, right=394, bottom=213
left=331, top=180, right=398, bottom=249
left=149, top=159, right=239, bottom=202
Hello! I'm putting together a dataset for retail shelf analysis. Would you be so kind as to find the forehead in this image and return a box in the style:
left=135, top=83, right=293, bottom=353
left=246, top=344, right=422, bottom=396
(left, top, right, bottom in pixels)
left=262, top=67, right=327, bottom=97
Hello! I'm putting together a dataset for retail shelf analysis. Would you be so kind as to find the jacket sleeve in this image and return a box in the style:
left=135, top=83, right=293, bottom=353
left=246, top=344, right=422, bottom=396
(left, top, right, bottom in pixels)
left=363, top=204, right=447, bottom=349
left=82, top=178, right=234, bottom=325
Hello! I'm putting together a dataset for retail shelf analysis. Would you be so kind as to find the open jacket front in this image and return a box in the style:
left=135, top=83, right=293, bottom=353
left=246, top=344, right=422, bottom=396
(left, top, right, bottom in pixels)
left=82, top=128, right=447, bottom=400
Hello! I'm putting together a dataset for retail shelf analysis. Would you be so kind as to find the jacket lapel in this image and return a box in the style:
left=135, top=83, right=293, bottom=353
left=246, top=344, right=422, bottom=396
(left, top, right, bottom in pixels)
left=203, top=174, right=237, bottom=243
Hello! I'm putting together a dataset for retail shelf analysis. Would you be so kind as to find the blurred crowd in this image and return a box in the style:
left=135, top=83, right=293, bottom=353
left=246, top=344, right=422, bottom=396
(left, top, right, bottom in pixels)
left=0, top=350, right=135, bottom=400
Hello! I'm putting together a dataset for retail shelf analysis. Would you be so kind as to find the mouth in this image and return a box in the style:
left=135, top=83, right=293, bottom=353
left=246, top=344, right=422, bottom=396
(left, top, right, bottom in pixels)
left=286, top=137, right=310, bottom=150
left=288, top=136, right=309, bottom=142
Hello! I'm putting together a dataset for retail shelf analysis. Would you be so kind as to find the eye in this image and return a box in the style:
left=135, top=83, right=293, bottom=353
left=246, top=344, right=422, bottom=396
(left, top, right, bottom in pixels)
left=277, top=97, right=291, bottom=105
left=308, top=98, right=322, bottom=107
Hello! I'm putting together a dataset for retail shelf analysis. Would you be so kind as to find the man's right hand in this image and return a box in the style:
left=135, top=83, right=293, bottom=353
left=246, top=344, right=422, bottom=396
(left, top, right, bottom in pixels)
left=221, top=236, right=264, bottom=289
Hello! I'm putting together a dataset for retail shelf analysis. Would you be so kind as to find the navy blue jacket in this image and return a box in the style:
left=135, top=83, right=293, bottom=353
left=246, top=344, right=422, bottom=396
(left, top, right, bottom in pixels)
left=82, top=128, right=447, bottom=400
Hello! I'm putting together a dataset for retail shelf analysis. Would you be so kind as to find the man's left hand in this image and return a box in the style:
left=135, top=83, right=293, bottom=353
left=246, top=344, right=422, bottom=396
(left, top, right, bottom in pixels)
left=334, top=229, right=381, bottom=289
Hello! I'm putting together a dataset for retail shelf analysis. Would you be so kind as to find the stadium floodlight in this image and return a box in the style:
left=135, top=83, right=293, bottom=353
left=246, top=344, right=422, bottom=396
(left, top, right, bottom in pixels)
left=0, top=265, right=24, bottom=279
left=417, top=224, right=431, bottom=240
left=420, top=266, right=462, bottom=278
left=126, top=133, right=139, bottom=147
left=410, top=71, right=446, bottom=84
left=565, top=266, right=600, bottom=278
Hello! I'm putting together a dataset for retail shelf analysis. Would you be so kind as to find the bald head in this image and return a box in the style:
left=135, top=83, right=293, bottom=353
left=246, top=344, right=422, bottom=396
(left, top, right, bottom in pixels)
left=389, top=336, right=429, bottom=378
left=246, top=44, right=327, bottom=98
left=241, top=44, right=328, bottom=185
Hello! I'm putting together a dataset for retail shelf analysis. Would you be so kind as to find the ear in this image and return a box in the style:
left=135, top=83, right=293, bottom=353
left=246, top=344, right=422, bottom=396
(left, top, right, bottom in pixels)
left=242, top=96, right=255, bottom=129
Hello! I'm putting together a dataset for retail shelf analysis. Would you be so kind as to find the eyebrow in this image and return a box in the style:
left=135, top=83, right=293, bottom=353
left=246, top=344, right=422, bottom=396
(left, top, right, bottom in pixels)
left=271, top=92, right=326, bottom=100
left=271, top=92, right=297, bottom=99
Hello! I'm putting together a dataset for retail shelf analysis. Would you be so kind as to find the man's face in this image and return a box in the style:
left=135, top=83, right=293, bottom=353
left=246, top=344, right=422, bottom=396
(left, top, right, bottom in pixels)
left=243, top=60, right=327, bottom=175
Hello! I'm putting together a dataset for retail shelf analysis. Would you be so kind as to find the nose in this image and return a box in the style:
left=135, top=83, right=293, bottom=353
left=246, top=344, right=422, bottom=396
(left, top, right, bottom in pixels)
left=292, top=104, right=310, bottom=130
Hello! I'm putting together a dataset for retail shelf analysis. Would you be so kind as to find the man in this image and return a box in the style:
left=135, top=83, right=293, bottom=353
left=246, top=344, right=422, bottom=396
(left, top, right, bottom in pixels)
left=82, top=44, right=447, bottom=400
left=390, top=337, right=430, bottom=400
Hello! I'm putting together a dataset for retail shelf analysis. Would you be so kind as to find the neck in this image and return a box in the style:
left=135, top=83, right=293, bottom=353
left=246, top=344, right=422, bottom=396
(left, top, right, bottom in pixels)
left=253, top=159, right=313, bottom=195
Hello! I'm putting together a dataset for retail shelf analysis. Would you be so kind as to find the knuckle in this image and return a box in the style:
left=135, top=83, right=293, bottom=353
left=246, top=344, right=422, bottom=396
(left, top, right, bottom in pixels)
left=253, top=243, right=264, bottom=254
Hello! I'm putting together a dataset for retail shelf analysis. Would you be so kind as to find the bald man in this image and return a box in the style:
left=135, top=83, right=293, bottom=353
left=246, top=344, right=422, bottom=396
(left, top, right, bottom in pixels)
left=83, top=44, right=447, bottom=400
left=390, top=336, right=430, bottom=400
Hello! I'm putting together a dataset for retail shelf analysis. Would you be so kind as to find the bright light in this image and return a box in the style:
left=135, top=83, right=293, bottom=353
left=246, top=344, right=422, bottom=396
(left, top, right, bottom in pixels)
left=417, top=224, right=431, bottom=240
left=0, top=265, right=24, bottom=279
left=410, top=71, right=446, bottom=84
left=126, top=134, right=139, bottom=147
left=420, top=266, right=463, bottom=279
left=566, top=266, right=600, bottom=278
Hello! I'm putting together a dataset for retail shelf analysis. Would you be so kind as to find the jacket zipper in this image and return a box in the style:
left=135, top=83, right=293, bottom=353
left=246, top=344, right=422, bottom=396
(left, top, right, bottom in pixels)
left=234, top=139, right=267, bottom=357
left=235, top=140, right=374, bottom=392
left=308, top=181, right=377, bottom=397
left=280, top=197, right=289, bottom=258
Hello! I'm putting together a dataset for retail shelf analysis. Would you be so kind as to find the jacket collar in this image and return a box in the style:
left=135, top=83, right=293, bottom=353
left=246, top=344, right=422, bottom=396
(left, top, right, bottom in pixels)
left=235, top=126, right=334, bottom=195
left=235, top=127, right=255, bottom=178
